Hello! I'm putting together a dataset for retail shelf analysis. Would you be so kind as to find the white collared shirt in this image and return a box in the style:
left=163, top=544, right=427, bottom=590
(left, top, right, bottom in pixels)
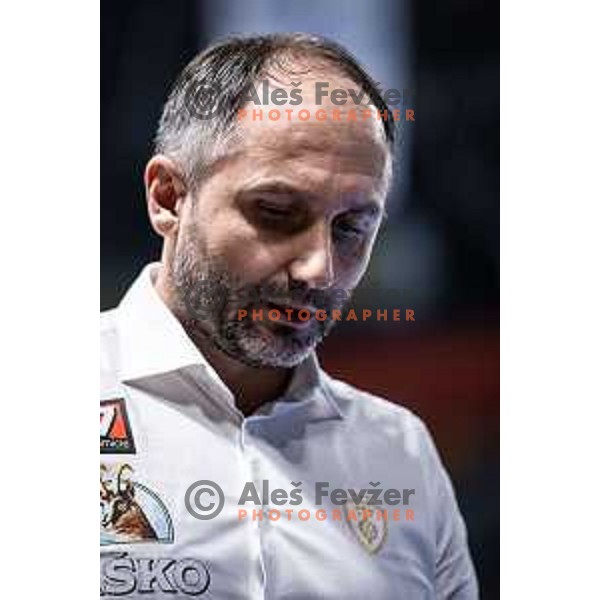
left=100, top=264, right=478, bottom=599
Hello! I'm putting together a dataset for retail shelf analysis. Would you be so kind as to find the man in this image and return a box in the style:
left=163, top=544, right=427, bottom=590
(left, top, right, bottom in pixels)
left=100, top=33, right=478, bottom=599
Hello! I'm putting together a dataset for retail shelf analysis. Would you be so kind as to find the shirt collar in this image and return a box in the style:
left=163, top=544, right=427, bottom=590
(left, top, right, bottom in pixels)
left=115, top=264, right=343, bottom=423
left=116, top=263, right=211, bottom=382
left=253, top=351, right=343, bottom=422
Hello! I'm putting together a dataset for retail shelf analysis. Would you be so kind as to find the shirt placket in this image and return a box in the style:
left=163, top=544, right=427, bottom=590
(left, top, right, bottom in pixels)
left=239, top=417, right=271, bottom=599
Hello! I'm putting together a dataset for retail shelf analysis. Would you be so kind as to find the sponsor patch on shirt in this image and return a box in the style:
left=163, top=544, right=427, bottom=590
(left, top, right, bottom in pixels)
left=100, top=552, right=211, bottom=596
left=101, top=398, right=136, bottom=454
left=100, top=462, right=174, bottom=546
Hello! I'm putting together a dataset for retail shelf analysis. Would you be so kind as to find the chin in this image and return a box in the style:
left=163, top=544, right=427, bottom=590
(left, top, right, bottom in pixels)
left=238, top=338, right=315, bottom=369
left=218, top=320, right=319, bottom=368
left=245, top=340, right=315, bottom=368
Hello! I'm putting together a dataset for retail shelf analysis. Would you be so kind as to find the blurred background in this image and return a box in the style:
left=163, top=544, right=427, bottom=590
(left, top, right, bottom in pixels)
left=102, top=0, right=498, bottom=597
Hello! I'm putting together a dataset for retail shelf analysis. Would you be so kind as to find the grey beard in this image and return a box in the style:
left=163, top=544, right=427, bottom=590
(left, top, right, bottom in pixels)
left=170, top=242, right=341, bottom=369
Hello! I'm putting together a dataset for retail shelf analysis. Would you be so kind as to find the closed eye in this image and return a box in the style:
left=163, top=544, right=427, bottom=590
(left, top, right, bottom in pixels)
left=334, top=220, right=365, bottom=236
left=332, top=210, right=378, bottom=241
left=256, top=201, right=294, bottom=218
left=249, top=198, right=309, bottom=235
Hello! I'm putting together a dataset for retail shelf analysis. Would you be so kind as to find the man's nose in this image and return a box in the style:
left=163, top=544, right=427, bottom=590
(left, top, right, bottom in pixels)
left=288, top=223, right=334, bottom=290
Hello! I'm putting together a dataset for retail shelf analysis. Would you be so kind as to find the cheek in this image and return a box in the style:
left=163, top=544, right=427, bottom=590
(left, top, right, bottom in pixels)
left=204, top=213, right=287, bottom=283
left=335, top=260, right=369, bottom=293
left=334, top=237, right=376, bottom=288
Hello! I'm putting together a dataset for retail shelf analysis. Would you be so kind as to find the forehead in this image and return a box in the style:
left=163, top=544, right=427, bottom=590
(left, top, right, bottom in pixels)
left=226, top=68, right=391, bottom=200
left=241, top=126, right=386, bottom=196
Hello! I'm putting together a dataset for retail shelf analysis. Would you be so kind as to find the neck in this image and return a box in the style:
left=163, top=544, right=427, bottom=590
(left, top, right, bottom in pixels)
left=190, top=336, right=292, bottom=417
left=155, top=266, right=291, bottom=417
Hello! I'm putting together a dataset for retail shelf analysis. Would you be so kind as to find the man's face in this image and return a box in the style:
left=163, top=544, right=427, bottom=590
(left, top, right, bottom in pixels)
left=170, top=70, right=391, bottom=368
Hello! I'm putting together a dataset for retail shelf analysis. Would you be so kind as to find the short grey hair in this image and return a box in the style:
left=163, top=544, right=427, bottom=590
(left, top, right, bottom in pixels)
left=154, top=32, right=396, bottom=189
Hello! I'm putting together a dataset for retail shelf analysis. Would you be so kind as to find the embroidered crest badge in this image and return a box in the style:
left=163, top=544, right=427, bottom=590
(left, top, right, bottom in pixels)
left=343, top=498, right=387, bottom=554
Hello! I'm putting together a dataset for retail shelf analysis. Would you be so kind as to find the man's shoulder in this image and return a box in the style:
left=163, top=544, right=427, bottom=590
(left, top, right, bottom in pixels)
left=320, top=372, right=445, bottom=479
left=322, top=371, right=430, bottom=440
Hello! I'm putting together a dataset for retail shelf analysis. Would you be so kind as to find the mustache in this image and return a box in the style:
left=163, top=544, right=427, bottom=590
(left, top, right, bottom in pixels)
left=189, top=274, right=352, bottom=312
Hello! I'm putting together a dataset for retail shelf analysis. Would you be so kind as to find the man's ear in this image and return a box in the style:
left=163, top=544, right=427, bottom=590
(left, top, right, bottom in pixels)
left=144, top=155, right=188, bottom=238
